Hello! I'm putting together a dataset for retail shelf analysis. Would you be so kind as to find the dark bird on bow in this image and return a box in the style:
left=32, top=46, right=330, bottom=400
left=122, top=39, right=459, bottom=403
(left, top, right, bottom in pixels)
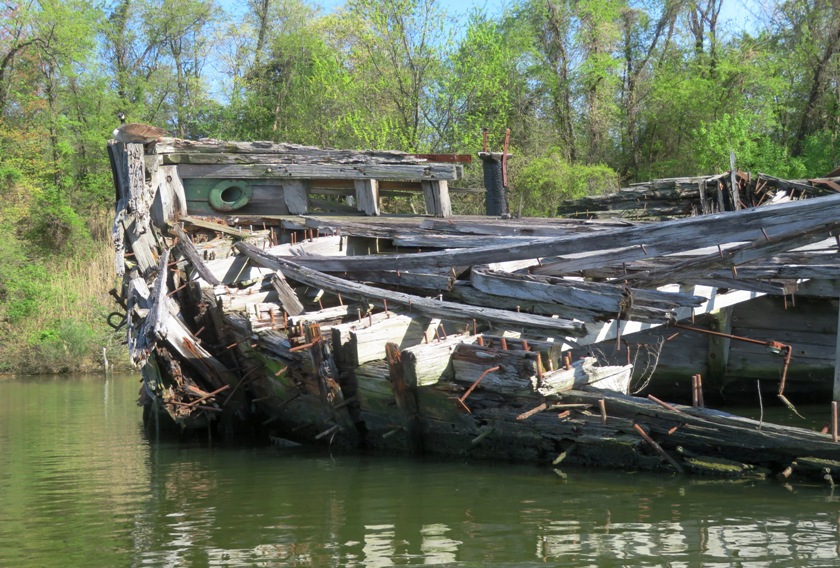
left=112, top=112, right=169, bottom=144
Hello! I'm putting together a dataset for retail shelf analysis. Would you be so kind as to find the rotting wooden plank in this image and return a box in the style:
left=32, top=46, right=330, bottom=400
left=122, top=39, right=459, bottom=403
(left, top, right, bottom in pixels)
left=332, top=313, right=435, bottom=367
left=354, top=179, right=380, bottom=216
left=386, top=343, right=424, bottom=454
left=446, top=282, right=602, bottom=322
left=161, top=165, right=188, bottom=218
left=391, top=234, right=550, bottom=248
left=250, top=194, right=840, bottom=273
left=341, top=270, right=455, bottom=292
left=420, top=217, right=636, bottom=235
left=282, top=180, right=309, bottom=214
left=565, top=286, right=764, bottom=348
left=421, top=180, right=451, bottom=217
left=126, top=143, right=153, bottom=233
left=177, top=162, right=462, bottom=181
left=402, top=334, right=478, bottom=387
left=625, top=222, right=840, bottom=288
left=289, top=305, right=358, bottom=326
left=173, top=224, right=221, bottom=286
left=122, top=212, right=160, bottom=275
left=471, top=265, right=704, bottom=317
left=565, top=389, right=840, bottom=461
left=538, top=359, right=633, bottom=396
left=157, top=139, right=442, bottom=161
left=270, top=273, right=304, bottom=316
left=234, top=241, right=588, bottom=336
left=580, top=253, right=840, bottom=282
left=451, top=343, right=540, bottom=397
left=151, top=162, right=187, bottom=227
left=181, top=215, right=255, bottom=238
left=108, top=142, right=129, bottom=276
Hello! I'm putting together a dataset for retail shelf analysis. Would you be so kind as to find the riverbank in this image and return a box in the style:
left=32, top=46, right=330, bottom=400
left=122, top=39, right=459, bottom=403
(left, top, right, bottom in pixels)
left=0, top=238, right=132, bottom=375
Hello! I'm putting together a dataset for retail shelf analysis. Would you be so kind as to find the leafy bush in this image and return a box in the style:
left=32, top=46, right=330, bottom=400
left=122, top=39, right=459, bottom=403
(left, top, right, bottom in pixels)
left=26, top=185, right=93, bottom=253
left=692, top=113, right=807, bottom=178
left=29, top=319, right=97, bottom=373
left=513, top=150, right=620, bottom=217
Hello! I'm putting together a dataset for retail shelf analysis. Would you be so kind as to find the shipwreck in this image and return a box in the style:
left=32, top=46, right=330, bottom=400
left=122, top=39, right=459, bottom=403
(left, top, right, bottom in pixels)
left=107, top=137, right=840, bottom=481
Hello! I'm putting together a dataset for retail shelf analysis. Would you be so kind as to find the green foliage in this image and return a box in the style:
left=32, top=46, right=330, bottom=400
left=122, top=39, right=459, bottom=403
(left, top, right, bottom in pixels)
left=29, top=319, right=96, bottom=372
left=514, top=150, right=619, bottom=217
left=0, top=0, right=834, bottom=373
left=0, top=228, right=55, bottom=324
left=27, top=185, right=93, bottom=254
left=799, top=132, right=839, bottom=176
left=692, top=113, right=807, bottom=178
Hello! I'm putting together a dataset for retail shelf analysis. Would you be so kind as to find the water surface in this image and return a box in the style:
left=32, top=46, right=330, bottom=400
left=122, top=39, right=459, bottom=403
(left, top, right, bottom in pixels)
left=0, top=374, right=838, bottom=567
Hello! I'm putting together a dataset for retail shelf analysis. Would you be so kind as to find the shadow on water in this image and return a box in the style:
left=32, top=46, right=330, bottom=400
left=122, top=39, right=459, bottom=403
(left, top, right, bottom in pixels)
left=1, top=374, right=839, bottom=567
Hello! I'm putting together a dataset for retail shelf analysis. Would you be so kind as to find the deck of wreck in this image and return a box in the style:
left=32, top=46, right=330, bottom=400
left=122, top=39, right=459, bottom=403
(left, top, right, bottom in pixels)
left=108, top=137, right=840, bottom=482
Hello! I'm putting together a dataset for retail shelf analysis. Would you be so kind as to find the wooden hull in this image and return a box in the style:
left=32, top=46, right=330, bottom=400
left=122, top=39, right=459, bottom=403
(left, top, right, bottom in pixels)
left=109, top=139, right=840, bottom=482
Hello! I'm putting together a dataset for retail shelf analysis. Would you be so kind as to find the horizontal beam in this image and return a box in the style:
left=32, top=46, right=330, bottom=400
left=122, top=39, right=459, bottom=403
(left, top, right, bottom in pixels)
left=176, top=162, right=462, bottom=181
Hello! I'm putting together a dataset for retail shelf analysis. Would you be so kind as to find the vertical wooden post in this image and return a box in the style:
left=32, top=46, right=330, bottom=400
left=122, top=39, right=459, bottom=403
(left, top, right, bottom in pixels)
left=707, top=307, right=732, bottom=384
left=697, top=179, right=709, bottom=215
left=282, top=180, right=309, bottom=214
left=386, top=342, right=424, bottom=454
left=354, top=179, right=380, bottom=216
left=729, top=150, right=741, bottom=211
left=421, top=180, right=452, bottom=217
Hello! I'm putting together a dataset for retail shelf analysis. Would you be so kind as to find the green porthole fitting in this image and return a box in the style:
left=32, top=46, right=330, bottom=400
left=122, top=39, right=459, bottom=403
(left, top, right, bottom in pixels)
left=208, top=180, right=253, bottom=212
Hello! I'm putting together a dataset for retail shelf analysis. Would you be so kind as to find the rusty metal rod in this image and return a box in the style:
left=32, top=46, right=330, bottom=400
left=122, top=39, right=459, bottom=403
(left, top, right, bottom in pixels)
left=633, top=424, right=684, bottom=473
left=670, top=322, right=793, bottom=401
left=454, top=365, right=502, bottom=413
left=648, top=394, right=682, bottom=413
left=516, top=402, right=547, bottom=421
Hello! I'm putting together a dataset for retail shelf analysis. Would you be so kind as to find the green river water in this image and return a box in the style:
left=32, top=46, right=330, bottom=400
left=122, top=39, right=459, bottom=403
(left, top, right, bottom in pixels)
left=1, top=374, right=839, bottom=567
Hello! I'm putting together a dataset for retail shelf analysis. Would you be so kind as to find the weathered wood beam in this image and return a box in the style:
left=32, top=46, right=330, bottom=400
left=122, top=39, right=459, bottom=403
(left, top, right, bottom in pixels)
left=282, top=180, right=309, bottom=214
left=354, top=179, right=380, bottom=215
left=401, top=334, right=478, bottom=387
left=341, top=270, right=455, bottom=292
left=385, top=343, right=424, bottom=454
left=176, top=162, right=462, bottom=181
left=451, top=343, right=540, bottom=397
left=564, top=285, right=763, bottom=348
left=471, top=265, right=704, bottom=318
left=234, top=242, right=588, bottom=336
left=157, top=139, right=454, bottom=163
left=151, top=164, right=187, bottom=227
left=446, top=282, right=603, bottom=321
left=270, top=273, right=304, bottom=316
left=625, top=222, right=840, bottom=288
left=173, top=225, right=221, bottom=286
left=252, top=194, right=840, bottom=273
left=332, top=313, right=435, bottom=367
left=421, top=180, right=451, bottom=217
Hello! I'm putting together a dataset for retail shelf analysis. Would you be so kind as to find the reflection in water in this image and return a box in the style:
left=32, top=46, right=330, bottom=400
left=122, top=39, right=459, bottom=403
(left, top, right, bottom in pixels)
left=0, top=375, right=839, bottom=567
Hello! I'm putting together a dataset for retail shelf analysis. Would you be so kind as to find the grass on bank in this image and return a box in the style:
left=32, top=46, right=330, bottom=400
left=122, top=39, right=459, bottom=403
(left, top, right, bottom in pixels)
left=0, top=224, right=130, bottom=376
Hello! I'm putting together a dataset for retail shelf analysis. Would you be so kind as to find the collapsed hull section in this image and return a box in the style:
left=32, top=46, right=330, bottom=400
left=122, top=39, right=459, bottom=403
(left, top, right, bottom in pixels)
left=108, top=138, right=840, bottom=482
